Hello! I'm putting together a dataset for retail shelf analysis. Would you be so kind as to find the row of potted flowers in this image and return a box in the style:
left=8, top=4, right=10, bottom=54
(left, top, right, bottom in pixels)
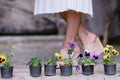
left=0, top=43, right=119, bottom=78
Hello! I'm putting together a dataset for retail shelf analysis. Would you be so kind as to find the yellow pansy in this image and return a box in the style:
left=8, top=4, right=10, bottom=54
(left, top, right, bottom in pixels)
left=103, top=47, right=110, bottom=53
left=54, top=52, right=63, bottom=61
left=0, top=55, right=6, bottom=64
left=103, top=53, right=111, bottom=60
left=112, top=49, right=119, bottom=56
left=106, top=45, right=113, bottom=49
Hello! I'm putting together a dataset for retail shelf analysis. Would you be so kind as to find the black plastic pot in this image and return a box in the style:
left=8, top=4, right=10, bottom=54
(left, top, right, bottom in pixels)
left=29, top=65, right=42, bottom=77
left=104, top=64, right=116, bottom=75
left=82, top=65, right=94, bottom=75
left=1, top=66, right=13, bottom=78
left=44, top=65, right=56, bottom=76
left=60, top=65, right=72, bottom=76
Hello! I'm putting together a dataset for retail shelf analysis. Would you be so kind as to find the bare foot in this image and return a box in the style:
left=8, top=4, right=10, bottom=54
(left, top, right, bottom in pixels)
left=56, top=42, right=80, bottom=67
left=83, top=32, right=97, bottom=46
left=60, top=43, right=80, bottom=58
left=83, top=32, right=104, bottom=55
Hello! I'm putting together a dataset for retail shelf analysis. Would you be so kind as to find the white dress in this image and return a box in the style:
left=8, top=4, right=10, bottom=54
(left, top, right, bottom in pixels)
left=34, top=0, right=93, bottom=16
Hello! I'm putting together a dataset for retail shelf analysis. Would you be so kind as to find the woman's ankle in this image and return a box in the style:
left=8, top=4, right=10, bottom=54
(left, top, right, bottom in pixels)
left=82, top=32, right=96, bottom=46
left=60, top=42, right=80, bottom=58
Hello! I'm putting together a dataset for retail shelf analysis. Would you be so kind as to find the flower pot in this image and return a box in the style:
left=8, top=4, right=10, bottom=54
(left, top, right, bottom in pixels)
left=29, top=65, right=42, bottom=77
left=82, top=65, right=94, bottom=75
left=60, top=65, right=72, bottom=76
left=1, top=66, right=13, bottom=78
left=44, top=65, right=56, bottom=76
left=104, top=64, right=116, bottom=75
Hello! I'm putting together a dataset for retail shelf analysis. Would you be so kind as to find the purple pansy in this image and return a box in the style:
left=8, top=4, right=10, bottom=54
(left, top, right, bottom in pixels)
left=91, top=52, right=98, bottom=60
left=76, top=64, right=80, bottom=72
left=84, top=50, right=90, bottom=57
left=67, top=42, right=76, bottom=48
left=77, top=52, right=84, bottom=58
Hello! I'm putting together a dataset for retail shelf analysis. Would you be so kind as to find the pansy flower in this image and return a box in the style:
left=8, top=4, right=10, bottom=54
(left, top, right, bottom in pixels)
left=77, top=53, right=83, bottom=58
left=84, top=50, right=90, bottom=57
left=76, top=64, right=80, bottom=72
left=67, top=42, right=76, bottom=49
left=106, top=45, right=113, bottom=49
left=102, top=44, right=120, bottom=65
left=112, top=49, right=119, bottom=56
left=77, top=50, right=98, bottom=66
left=0, top=55, right=6, bottom=64
left=91, top=52, right=98, bottom=60
left=67, top=42, right=76, bottom=55
left=54, top=52, right=63, bottom=61
left=103, top=53, right=111, bottom=60
left=103, top=47, right=110, bottom=53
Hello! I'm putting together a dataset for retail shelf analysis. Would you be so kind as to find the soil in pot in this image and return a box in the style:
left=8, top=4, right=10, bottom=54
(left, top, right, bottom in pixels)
left=1, top=66, right=13, bottom=78
left=29, top=65, right=42, bottom=77
left=82, top=65, right=94, bottom=75
left=104, top=64, right=116, bottom=75
left=60, top=65, right=72, bottom=76
left=44, top=65, right=56, bottom=76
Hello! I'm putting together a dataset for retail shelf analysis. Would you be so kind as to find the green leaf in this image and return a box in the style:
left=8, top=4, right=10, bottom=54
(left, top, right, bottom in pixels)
left=28, top=57, right=41, bottom=66
left=46, top=57, right=56, bottom=65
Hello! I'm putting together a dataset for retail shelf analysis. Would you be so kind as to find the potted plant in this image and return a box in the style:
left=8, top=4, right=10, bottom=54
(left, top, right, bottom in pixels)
left=27, top=57, right=42, bottom=77
left=0, top=53, right=15, bottom=78
left=55, top=42, right=76, bottom=76
left=77, top=50, right=98, bottom=75
left=102, top=45, right=119, bottom=75
left=60, top=56, right=73, bottom=76
left=44, top=57, right=56, bottom=76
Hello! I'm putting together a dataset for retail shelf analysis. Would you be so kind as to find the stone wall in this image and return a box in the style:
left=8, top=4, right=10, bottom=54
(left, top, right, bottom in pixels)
left=0, top=0, right=119, bottom=37
left=0, top=0, right=66, bottom=35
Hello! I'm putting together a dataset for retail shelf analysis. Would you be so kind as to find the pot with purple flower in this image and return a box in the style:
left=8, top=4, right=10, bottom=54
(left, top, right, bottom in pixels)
left=55, top=42, right=76, bottom=76
left=77, top=50, right=98, bottom=75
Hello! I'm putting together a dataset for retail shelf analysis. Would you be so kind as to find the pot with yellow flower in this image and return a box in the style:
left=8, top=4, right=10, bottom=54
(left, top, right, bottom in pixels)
left=0, top=53, right=15, bottom=78
left=55, top=42, right=76, bottom=76
left=44, top=57, right=56, bottom=76
left=55, top=52, right=73, bottom=76
left=77, top=50, right=98, bottom=75
left=27, top=57, right=42, bottom=77
left=60, top=56, right=73, bottom=76
left=103, top=45, right=119, bottom=75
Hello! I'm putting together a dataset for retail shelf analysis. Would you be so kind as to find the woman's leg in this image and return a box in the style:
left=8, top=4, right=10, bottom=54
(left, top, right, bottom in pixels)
left=78, top=23, right=96, bottom=45
left=77, top=17, right=103, bottom=55
left=59, top=10, right=82, bottom=57
left=59, top=11, right=103, bottom=55
left=59, top=11, right=90, bottom=46
left=59, top=11, right=67, bottom=22
left=62, top=10, right=81, bottom=48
